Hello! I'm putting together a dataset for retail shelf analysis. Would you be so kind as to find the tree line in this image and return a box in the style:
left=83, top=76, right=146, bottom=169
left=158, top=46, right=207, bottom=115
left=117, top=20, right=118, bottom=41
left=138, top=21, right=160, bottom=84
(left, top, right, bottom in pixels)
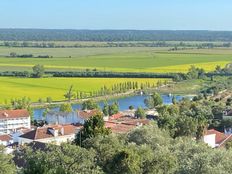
left=1, top=40, right=231, bottom=48
left=2, top=29, right=232, bottom=41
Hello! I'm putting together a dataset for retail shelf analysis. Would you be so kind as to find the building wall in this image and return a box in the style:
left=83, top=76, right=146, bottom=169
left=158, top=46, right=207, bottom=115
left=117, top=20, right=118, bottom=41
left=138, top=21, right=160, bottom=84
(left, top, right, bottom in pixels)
left=0, top=117, right=30, bottom=134
left=18, top=134, right=76, bottom=145
left=203, top=134, right=216, bottom=148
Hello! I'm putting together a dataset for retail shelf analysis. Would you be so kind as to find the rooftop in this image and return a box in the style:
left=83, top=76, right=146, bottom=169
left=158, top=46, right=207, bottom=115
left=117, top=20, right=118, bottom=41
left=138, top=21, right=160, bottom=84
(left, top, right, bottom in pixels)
left=77, top=109, right=100, bottom=120
left=0, top=134, right=12, bottom=142
left=205, top=129, right=232, bottom=147
left=0, top=109, right=30, bottom=119
left=20, top=124, right=81, bottom=140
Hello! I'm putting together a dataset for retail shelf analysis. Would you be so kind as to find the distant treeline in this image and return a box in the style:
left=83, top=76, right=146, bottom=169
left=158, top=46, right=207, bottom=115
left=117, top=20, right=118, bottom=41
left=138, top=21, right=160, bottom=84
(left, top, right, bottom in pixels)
left=51, top=71, right=174, bottom=78
left=1, top=40, right=231, bottom=48
left=1, top=29, right=232, bottom=41
left=8, top=52, right=51, bottom=58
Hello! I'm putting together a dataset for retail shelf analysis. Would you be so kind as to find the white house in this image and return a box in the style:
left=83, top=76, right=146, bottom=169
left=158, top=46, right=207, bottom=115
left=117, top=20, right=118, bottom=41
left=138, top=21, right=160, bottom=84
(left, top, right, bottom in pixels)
left=18, top=124, right=81, bottom=145
left=0, top=134, right=13, bottom=146
left=203, top=129, right=232, bottom=148
left=45, top=109, right=100, bottom=125
left=0, top=109, right=31, bottom=134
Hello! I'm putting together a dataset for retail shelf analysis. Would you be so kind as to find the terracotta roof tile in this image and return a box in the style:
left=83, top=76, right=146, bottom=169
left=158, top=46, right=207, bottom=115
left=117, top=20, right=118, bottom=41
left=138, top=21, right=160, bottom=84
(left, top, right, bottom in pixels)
left=205, top=129, right=230, bottom=145
left=109, top=113, right=124, bottom=120
left=77, top=109, right=100, bottom=120
left=20, top=124, right=80, bottom=140
left=0, top=109, right=29, bottom=119
left=0, top=134, right=12, bottom=142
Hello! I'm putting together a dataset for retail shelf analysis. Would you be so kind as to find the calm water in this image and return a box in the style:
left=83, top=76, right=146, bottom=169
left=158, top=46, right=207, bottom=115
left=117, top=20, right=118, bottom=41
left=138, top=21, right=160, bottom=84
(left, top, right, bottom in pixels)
left=33, top=94, right=186, bottom=120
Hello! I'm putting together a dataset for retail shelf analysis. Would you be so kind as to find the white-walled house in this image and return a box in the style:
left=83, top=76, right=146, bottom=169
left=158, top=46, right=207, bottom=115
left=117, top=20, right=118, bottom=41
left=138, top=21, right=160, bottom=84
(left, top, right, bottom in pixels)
left=0, top=134, right=13, bottom=146
left=203, top=129, right=232, bottom=148
left=45, top=109, right=100, bottom=125
left=0, top=109, right=31, bottom=134
left=18, top=124, right=81, bottom=145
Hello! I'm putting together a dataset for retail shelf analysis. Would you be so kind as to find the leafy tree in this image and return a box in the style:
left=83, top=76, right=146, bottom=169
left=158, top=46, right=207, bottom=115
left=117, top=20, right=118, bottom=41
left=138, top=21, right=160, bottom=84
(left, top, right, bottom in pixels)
left=135, top=107, right=146, bottom=119
left=0, top=146, right=16, bottom=174
left=109, top=102, right=119, bottom=116
left=46, top=97, right=52, bottom=104
left=32, top=64, right=44, bottom=78
left=102, top=101, right=109, bottom=116
left=129, top=105, right=134, bottom=110
left=59, top=103, right=72, bottom=113
left=74, top=113, right=111, bottom=146
left=144, top=92, right=163, bottom=109
left=64, top=85, right=75, bottom=102
left=82, top=100, right=99, bottom=110
left=20, top=143, right=103, bottom=174
left=144, top=97, right=154, bottom=109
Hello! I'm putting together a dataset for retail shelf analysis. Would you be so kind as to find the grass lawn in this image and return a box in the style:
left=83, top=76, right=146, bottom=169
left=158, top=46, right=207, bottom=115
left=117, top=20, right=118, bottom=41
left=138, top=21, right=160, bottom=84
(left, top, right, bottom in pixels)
left=0, top=77, right=168, bottom=103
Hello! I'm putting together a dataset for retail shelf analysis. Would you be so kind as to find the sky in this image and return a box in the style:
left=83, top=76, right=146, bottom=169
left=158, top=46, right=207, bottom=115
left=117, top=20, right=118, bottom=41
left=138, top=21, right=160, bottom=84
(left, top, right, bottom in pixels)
left=0, top=0, right=232, bottom=30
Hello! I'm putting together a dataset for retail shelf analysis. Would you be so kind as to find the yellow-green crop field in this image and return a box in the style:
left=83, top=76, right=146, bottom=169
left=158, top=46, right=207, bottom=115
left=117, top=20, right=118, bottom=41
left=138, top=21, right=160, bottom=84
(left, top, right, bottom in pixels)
left=0, top=77, right=168, bottom=103
left=0, top=47, right=231, bottom=73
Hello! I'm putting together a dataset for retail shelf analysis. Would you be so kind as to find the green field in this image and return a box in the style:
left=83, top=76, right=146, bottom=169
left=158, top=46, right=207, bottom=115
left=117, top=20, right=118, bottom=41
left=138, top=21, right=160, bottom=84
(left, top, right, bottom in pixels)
left=0, top=46, right=231, bottom=73
left=0, top=77, right=167, bottom=103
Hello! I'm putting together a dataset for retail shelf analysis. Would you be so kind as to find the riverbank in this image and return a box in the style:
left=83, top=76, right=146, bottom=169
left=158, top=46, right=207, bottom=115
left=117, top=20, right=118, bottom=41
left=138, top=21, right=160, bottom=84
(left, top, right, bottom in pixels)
left=30, top=90, right=139, bottom=109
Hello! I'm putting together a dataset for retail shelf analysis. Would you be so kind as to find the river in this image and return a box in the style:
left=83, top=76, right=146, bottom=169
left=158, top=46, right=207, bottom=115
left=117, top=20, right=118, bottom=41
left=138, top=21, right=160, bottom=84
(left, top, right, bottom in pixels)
left=33, top=94, right=186, bottom=120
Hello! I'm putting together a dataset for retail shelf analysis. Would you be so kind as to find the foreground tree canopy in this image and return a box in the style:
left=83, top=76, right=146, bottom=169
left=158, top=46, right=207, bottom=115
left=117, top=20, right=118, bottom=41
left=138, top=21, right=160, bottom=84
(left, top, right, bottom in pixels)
left=14, top=123, right=232, bottom=174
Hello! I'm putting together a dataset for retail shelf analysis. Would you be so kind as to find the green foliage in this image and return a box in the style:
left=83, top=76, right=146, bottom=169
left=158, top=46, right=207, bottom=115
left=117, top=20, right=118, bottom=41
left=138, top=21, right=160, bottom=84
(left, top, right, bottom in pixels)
left=74, top=113, right=111, bottom=146
left=102, top=101, right=109, bottom=116
left=109, top=102, right=119, bottom=116
left=0, top=146, right=16, bottom=174
left=135, top=107, right=146, bottom=119
left=144, top=92, right=163, bottom=109
left=20, top=143, right=103, bottom=174
left=82, top=100, right=99, bottom=110
left=32, top=64, right=44, bottom=78
left=59, top=103, right=72, bottom=113
left=64, top=85, right=75, bottom=102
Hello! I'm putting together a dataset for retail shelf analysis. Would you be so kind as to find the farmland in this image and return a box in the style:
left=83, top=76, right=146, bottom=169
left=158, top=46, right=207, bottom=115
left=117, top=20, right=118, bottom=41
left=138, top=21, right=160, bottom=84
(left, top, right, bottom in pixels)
left=0, top=77, right=167, bottom=103
left=0, top=46, right=231, bottom=73
left=0, top=44, right=232, bottom=102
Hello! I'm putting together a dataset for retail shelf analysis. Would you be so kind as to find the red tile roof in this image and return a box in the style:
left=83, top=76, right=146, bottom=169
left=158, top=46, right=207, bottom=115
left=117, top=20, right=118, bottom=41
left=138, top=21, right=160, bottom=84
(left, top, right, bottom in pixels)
left=105, top=121, right=135, bottom=134
left=0, top=109, right=29, bottom=119
left=77, top=109, right=100, bottom=120
left=109, top=113, right=124, bottom=120
left=20, top=124, right=80, bottom=140
left=105, top=117, right=150, bottom=134
left=205, top=129, right=232, bottom=147
left=0, top=134, right=12, bottom=142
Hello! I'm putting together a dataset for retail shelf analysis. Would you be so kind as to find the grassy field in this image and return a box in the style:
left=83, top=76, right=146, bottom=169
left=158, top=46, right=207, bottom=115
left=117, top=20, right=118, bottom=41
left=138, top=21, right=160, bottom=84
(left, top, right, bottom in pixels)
left=0, top=77, right=168, bottom=103
left=0, top=47, right=231, bottom=73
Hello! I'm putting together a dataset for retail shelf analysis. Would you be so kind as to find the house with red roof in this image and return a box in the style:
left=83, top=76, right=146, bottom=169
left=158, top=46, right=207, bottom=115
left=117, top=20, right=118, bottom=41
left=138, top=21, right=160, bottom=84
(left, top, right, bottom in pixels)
left=0, top=134, right=13, bottom=146
left=0, top=109, right=31, bottom=134
left=203, top=129, right=232, bottom=148
left=18, top=124, right=82, bottom=145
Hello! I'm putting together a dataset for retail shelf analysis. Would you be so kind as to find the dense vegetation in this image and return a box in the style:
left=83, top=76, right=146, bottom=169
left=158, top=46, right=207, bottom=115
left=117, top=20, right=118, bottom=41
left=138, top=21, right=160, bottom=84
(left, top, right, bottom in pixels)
left=2, top=29, right=232, bottom=41
left=12, top=123, right=232, bottom=174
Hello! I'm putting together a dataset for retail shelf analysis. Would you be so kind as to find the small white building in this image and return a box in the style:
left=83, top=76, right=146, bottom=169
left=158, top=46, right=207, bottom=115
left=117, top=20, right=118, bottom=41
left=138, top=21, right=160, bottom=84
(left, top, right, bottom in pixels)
left=18, top=124, right=81, bottom=145
left=0, top=134, right=13, bottom=146
left=0, top=109, right=31, bottom=134
left=45, top=109, right=100, bottom=125
left=203, top=129, right=232, bottom=148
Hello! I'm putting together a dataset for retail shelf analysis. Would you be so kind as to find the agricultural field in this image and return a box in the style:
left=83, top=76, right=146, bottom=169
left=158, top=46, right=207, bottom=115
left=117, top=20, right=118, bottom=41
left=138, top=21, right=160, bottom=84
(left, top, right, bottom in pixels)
left=0, top=46, right=231, bottom=73
left=0, top=77, right=168, bottom=103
